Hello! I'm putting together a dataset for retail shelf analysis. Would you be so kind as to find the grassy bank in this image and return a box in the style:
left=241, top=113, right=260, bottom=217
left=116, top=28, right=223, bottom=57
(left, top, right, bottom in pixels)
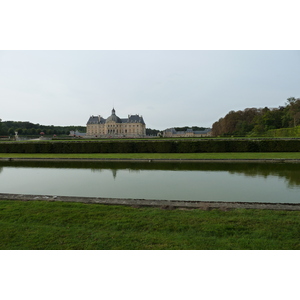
left=1, top=152, right=300, bottom=159
left=1, top=200, right=300, bottom=250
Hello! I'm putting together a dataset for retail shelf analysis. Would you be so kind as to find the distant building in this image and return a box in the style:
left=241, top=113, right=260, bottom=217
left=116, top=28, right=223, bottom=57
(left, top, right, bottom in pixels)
left=86, top=108, right=146, bottom=137
left=162, top=127, right=212, bottom=137
left=69, top=130, right=86, bottom=137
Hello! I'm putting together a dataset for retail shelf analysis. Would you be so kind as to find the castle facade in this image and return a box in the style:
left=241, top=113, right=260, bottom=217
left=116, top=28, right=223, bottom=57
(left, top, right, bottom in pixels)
left=162, top=127, right=212, bottom=137
left=86, top=108, right=146, bottom=137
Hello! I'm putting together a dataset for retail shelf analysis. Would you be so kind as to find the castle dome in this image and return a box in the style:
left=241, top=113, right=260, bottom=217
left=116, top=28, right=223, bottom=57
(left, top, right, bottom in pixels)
left=106, top=108, right=122, bottom=123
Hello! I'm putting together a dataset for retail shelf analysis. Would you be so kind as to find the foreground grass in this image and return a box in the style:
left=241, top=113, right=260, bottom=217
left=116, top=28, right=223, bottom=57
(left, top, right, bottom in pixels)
left=1, top=152, right=300, bottom=159
left=1, top=200, right=300, bottom=250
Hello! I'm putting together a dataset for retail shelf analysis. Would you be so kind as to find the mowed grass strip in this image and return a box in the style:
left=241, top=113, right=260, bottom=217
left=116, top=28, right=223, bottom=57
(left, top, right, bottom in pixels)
left=1, top=200, right=300, bottom=250
left=1, top=152, right=300, bottom=159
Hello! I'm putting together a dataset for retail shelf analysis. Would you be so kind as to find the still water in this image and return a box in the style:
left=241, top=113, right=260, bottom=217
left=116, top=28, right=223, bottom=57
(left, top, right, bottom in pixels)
left=0, top=161, right=300, bottom=203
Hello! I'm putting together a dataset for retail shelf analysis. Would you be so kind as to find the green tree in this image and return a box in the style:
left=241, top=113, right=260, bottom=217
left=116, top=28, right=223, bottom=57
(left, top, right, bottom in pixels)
left=261, top=108, right=284, bottom=131
left=286, top=97, right=300, bottom=127
left=0, top=124, right=8, bottom=135
left=16, top=128, right=23, bottom=135
left=29, top=128, right=36, bottom=135
left=8, top=128, right=15, bottom=135
left=146, top=128, right=160, bottom=135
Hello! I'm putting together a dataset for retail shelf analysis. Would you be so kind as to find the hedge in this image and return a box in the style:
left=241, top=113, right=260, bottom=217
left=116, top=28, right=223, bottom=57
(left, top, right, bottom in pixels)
left=1, top=139, right=300, bottom=153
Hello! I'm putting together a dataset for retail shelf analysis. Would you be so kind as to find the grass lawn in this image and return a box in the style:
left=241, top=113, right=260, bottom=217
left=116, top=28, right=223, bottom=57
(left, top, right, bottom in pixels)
left=1, top=200, right=300, bottom=250
left=1, top=152, right=300, bottom=160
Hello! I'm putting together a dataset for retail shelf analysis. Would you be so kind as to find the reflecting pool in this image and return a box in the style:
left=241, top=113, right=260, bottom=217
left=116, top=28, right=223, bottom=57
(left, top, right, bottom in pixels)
left=0, top=161, right=300, bottom=203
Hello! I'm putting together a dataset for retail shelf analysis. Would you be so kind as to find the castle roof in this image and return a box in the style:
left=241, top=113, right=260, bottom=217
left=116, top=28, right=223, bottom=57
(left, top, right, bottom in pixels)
left=106, top=108, right=122, bottom=123
left=86, top=108, right=145, bottom=125
left=87, top=115, right=106, bottom=125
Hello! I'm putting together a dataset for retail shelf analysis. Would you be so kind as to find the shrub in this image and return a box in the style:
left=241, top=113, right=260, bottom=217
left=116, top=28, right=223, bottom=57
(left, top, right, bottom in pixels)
left=1, top=139, right=300, bottom=153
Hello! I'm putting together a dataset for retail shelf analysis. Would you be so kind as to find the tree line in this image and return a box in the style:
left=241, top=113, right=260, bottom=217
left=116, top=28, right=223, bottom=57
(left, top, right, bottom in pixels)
left=0, top=121, right=86, bottom=136
left=146, top=128, right=160, bottom=136
left=0, top=120, right=162, bottom=137
left=212, top=97, right=300, bottom=137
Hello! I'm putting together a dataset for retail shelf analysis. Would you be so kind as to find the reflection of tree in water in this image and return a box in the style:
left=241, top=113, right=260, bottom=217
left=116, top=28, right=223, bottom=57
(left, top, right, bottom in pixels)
left=0, top=167, right=2, bottom=174
left=129, top=169, right=141, bottom=173
left=91, top=167, right=141, bottom=179
left=283, top=172, right=300, bottom=187
left=91, top=168, right=103, bottom=173
left=227, top=164, right=300, bottom=187
left=91, top=167, right=118, bottom=179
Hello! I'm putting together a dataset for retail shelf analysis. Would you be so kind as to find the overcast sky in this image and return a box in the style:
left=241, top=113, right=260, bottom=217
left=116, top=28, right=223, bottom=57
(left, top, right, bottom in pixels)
left=1, top=50, right=299, bottom=130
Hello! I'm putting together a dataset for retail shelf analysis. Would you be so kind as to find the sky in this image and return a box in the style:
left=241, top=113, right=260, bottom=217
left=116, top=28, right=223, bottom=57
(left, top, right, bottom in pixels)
left=1, top=50, right=299, bottom=130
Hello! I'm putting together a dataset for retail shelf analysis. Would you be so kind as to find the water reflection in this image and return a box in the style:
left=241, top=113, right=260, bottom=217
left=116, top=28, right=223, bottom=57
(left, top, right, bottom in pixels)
left=90, top=165, right=141, bottom=179
left=0, top=161, right=300, bottom=203
left=1, top=161, right=300, bottom=186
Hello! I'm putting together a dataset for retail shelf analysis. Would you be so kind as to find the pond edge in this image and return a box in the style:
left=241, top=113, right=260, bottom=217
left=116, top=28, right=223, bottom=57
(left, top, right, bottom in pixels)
left=2, top=157, right=300, bottom=163
left=1, top=193, right=300, bottom=211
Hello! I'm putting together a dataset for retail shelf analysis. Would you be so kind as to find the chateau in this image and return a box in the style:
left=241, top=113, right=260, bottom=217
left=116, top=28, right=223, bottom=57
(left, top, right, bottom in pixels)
left=162, top=127, right=212, bottom=137
left=86, top=108, right=146, bottom=137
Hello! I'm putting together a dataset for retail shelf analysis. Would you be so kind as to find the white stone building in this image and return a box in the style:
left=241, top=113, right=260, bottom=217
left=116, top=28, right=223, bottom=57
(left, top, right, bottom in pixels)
left=86, top=108, right=146, bottom=137
left=162, top=127, right=212, bottom=137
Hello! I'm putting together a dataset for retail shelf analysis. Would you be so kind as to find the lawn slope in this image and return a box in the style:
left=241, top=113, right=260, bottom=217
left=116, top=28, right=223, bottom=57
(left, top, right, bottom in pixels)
left=1, top=200, right=299, bottom=250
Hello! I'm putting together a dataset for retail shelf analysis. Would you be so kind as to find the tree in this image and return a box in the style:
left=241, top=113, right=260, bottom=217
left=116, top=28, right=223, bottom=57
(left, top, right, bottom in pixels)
left=0, top=123, right=8, bottom=135
left=8, top=128, right=15, bottom=135
left=286, top=97, right=300, bottom=127
left=29, top=128, right=36, bottom=135
left=212, top=118, right=223, bottom=136
left=146, top=128, right=160, bottom=136
left=16, top=128, right=23, bottom=135
left=260, top=108, right=285, bottom=131
left=211, top=99, right=300, bottom=137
